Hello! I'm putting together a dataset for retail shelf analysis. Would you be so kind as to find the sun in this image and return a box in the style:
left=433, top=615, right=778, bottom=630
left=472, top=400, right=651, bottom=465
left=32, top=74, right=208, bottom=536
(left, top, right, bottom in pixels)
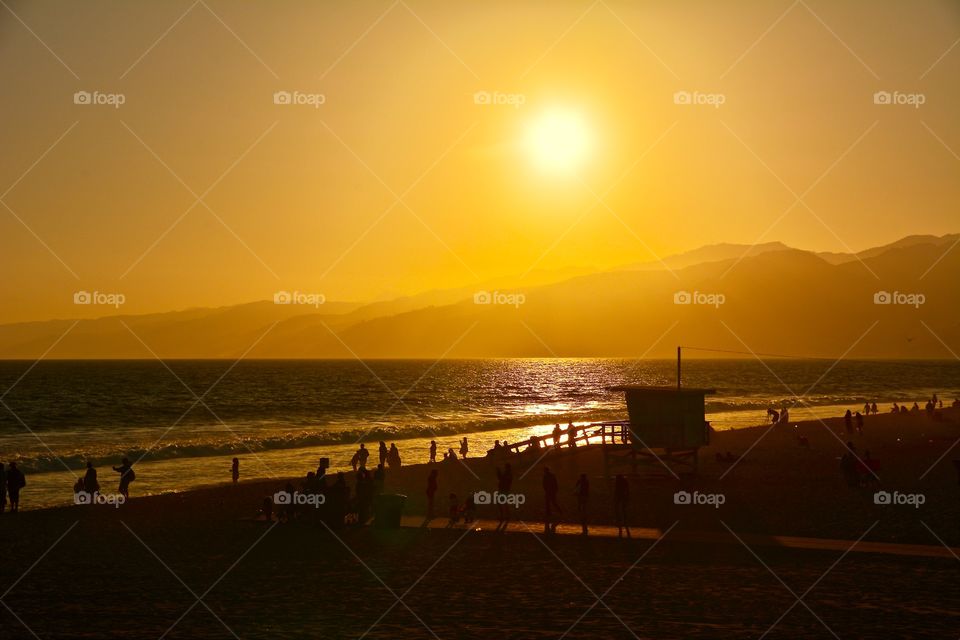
left=524, top=109, right=592, bottom=174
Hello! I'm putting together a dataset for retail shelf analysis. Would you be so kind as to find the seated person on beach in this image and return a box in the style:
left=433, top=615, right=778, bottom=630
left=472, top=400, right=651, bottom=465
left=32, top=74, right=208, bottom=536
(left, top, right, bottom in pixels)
left=767, top=408, right=779, bottom=424
left=891, top=402, right=899, bottom=413
left=463, top=492, right=476, bottom=523
left=448, top=493, right=461, bottom=524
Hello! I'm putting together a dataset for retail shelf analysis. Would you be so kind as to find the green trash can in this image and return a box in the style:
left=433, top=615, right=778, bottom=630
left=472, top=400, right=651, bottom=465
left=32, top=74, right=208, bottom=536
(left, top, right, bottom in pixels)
left=373, top=494, right=407, bottom=528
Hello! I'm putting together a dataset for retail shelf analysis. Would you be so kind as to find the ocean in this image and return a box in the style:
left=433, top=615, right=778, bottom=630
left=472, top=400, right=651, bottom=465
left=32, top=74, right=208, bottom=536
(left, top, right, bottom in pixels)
left=1, top=358, right=956, bottom=509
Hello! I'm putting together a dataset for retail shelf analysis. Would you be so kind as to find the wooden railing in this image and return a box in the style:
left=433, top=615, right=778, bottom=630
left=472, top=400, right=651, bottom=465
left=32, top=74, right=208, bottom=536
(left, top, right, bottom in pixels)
left=495, top=420, right=633, bottom=456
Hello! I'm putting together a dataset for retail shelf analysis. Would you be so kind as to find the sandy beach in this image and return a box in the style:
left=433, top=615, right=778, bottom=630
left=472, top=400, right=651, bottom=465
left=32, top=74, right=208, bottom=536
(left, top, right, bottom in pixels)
left=2, top=407, right=959, bottom=638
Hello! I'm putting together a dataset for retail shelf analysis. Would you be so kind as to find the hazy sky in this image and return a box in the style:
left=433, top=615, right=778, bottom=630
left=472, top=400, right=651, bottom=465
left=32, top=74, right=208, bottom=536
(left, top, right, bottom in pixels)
left=1, top=0, right=958, bottom=321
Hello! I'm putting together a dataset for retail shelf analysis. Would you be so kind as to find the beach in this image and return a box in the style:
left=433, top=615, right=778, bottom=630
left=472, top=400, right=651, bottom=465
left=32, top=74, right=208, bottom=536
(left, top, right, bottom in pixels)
left=3, top=408, right=959, bottom=638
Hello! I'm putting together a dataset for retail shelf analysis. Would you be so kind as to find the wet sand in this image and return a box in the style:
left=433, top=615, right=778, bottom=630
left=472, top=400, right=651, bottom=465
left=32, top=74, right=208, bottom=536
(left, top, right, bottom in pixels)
left=2, top=407, right=959, bottom=638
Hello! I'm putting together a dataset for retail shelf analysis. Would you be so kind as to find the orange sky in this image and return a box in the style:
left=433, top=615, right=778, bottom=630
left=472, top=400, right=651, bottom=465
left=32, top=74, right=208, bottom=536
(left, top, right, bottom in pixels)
left=1, top=0, right=958, bottom=322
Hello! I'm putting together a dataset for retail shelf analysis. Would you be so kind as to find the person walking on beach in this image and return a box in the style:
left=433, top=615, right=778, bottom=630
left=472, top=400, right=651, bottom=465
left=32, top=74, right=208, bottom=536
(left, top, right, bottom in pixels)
left=429, top=440, right=437, bottom=463
left=871, top=402, right=878, bottom=415
left=426, top=469, right=439, bottom=518
left=113, top=457, right=135, bottom=499
left=374, top=463, right=385, bottom=495
left=855, top=412, right=864, bottom=435
left=0, top=463, right=7, bottom=514
left=84, top=461, right=99, bottom=494
left=542, top=467, right=561, bottom=533
left=379, top=441, right=388, bottom=466
left=6, top=462, right=25, bottom=513
left=574, top=473, right=590, bottom=535
left=231, top=458, right=240, bottom=484
left=844, top=410, right=853, bottom=435
left=459, top=437, right=469, bottom=459
left=614, top=474, right=631, bottom=538
left=495, top=463, right=513, bottom=528
left=388, top=443, right=401, bottom=469
left=358, top=444, right=370, bottom=469
left=566, top=422, right=577, bottom=448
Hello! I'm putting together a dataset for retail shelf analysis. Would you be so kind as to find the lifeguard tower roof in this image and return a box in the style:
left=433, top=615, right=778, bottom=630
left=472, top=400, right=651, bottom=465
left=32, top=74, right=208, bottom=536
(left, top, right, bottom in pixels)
left=607, top=385, right=715, bottom=450
left=607, top=385, right=716, bottom=394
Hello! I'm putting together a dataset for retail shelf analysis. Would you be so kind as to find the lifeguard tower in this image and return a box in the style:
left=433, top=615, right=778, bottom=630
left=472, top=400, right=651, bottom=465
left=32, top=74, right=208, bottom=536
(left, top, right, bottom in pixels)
left=596, top=385, right=714, bottom=476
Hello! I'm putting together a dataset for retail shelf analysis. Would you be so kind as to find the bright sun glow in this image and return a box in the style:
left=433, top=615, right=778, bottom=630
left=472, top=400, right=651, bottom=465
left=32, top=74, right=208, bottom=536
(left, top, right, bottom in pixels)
left=524, top=109, right=592, bottom=174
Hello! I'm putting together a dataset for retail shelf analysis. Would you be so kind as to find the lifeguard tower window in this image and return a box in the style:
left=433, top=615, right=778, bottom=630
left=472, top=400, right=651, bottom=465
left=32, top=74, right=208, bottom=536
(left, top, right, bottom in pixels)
left=607, top=386, right=715, bottom=449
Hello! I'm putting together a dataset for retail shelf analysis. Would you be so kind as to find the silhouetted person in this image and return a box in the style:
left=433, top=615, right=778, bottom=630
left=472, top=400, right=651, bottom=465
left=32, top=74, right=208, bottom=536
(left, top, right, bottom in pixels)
left=84, top=461, right=99, bottom=494
left=575, top=473, right=589, bottom=535
left=447, top=493, right=460, bottom=526
left=911, top=402, right=920, bottom=413
left=463, top=491, right=476, bottom=523
left=373, top=463, right=385, bottom=495
left=844, top=410, right=853, bottom=434
left=871, top=402, right=878, bottom=414
left=855, top=411, right=864, bottom=435
left=260, top=496, right=274, bottom=522
left=553, top=424, right=563, bottom=448
left=329, top=472, right=348, bottom=528
left=614, top=474, right=631, bottom=538
left=231, top=458, right=239, bottom=484
left=840, top=442, right=859, bottom=488
left=358, top=443, right=370, bottom=469
left=379, top=441, right=388, bottom=466
left=460, top=437, right=469, bottom=459
left=496, top=463, right=513, bottom=527
left=355, top=469, right=374, bottom=523
left=891, top=402, right=899, bottom=413
left=542, top=467, right=561, bottom=533
left=0, top=463, right=6, bottom=514
left=7, top=462, right=25, bottom=512
left=429, top=440, right=437, bottom=463
left=426, top=469, right=439, bottom=518
left=388, top=443, right=401, bottom=469
left=566, top=422, right=577, bottom=448
left=112, top=457, right=135, bottom=499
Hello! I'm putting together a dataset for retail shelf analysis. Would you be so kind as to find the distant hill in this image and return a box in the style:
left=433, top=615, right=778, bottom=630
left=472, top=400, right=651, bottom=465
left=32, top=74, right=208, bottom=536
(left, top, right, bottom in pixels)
left=0, top=235, right=957, bottom=359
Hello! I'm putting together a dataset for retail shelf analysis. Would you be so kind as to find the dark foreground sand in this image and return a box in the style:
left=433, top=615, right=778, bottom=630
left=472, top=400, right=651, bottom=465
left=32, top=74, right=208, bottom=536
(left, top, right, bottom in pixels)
left=2, top=408, right=959, bottom=638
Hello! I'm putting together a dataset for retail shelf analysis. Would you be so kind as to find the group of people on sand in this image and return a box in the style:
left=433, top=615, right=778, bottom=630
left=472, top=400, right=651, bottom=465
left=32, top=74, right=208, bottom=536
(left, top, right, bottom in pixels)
left=262, top=457, right=389, bottom=526
left=889, top=394, right=954, bottom=416
left=72, top=458, right=137, bottom=500
left=349, top=441, right=403, bottom=472
left=427, top=437, right=470, bottom=463
left=424, top=460, right=633, bottom=538
left=486, top=422, right=587, bottom=456
left=2, top=457, right=136, bottom=514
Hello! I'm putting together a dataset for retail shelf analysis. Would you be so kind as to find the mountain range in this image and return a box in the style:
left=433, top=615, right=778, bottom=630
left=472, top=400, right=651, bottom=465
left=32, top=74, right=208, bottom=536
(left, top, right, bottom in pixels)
left=1, top=234, right=957, bottom=359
